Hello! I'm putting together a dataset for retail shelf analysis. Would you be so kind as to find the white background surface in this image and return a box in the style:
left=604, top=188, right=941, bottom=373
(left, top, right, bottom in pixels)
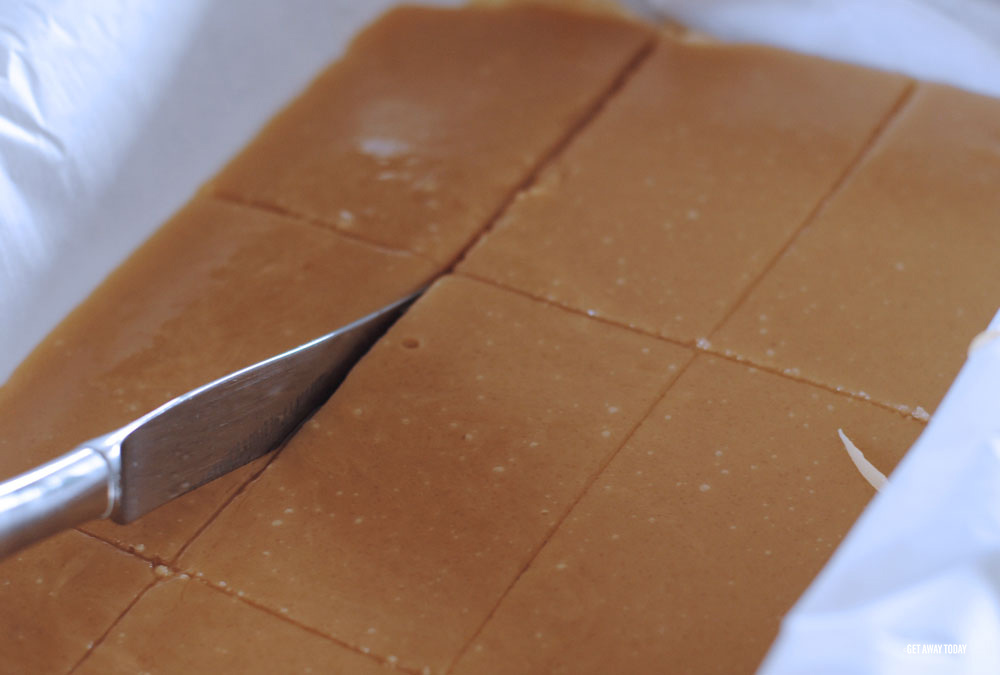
left=2, top=2, right=1000, bottom=672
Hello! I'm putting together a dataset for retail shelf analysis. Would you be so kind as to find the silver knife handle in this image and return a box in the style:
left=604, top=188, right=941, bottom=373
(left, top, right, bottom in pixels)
left=0, top=446, right=114, bottom=558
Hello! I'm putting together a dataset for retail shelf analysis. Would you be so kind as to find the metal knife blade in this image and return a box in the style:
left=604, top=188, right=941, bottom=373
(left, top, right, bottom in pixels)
left=0, top=289, right=422, bottom=559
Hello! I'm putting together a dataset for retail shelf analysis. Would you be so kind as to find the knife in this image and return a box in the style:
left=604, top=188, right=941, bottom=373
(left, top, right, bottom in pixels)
left=0, top=289, right=422, bottom=559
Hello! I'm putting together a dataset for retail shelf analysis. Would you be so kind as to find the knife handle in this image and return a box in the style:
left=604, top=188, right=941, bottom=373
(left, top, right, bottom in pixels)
left=0, top=446, right=114, bottom=558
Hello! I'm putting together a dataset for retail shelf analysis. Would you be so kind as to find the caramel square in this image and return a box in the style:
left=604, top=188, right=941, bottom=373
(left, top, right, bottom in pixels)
left=453, top=356, right=923, bottom=674
left=210, top=5, right=651, bottom=263
left=712, top=84, right=1000, bottom=416
left=76, top=576, right=386, bottom=674
left=179, top=276, right=689, bottom=672
left=0, top=197, right=433, bottom=560
left=459, top=38, right=909, bottom=343
left=0, top=530, right=151, bottom=673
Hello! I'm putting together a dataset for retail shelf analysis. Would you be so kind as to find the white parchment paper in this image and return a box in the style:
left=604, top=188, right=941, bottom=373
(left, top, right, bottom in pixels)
left=1, top=1, right=999, bottom=672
